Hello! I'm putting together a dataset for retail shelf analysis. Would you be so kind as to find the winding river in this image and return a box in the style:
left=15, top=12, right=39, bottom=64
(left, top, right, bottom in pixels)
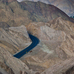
left=13, top=34, right=40, bottom=58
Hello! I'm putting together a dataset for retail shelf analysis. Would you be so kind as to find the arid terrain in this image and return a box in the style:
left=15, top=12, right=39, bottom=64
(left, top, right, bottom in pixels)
left=0, top=0, right=74, bottom=74
left=23, top=0, right=74, bottom=16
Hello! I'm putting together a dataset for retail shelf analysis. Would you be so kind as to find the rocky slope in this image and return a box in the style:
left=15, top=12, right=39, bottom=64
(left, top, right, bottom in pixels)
left=0, top=25, right=38, bottom=74
left=0, top=0, right=74, bottom=74
left=0, top=67, right=8, bottom=74
left=0, top=0, right=31, bottom=26
left=0, top=0, right=73, bottom=27
left=23, top=0, right=74, bottom=16
left=19, top=17, right=74, bottom=73
left=0, top=25, right=31, bottom=54
left=1, top=17, right=74, bottom=74
left=0, top=47, right=36, bottom=74
left=41, top=57, right=74, bottom=74
left=19, top=1, right=70, bottom=22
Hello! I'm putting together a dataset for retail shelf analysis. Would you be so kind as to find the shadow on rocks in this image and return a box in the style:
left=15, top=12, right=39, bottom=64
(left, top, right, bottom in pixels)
left=65, top=66, right=74, bottom=74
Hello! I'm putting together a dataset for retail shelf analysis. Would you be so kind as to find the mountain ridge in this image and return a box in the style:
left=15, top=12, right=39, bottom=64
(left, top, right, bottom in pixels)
left=19, top=1, right=71, bottom=22
left=22, top=0, right=74, bottom=16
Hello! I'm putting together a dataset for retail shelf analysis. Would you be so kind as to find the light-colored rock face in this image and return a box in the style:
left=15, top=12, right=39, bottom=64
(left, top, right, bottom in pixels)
left=21, top=17, right=74, bottom=73
left=39, top=26, right=65, bottom=42
left=0, top=17, right=73, bottom=74
left=0, top=0, right=74, bottom=74
left=48, top=17, right=74, bottom=57
left=49, top=17, right=74, bottom=33
left=41, top=58, right=74, bottom=74
left=0, top=67, right=8, bottom=74
left=0, top=47, right=36, bottom=74
left=0, top=25, right=31, bottom=54
left=0, top=25, right=36, bottom=74
left=0, top=17, right=74, bottom=74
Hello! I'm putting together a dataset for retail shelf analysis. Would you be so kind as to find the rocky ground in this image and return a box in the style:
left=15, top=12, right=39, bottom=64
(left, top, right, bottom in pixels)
left=41, top=57, right=74, bottom=74
left=19, top=1, right=70, bottom=22
left=0, top=0, right=74, bottom=74
left=0, top=0, right=72, bottom=27
left=0, top=25, right=34, bottom=74
left=21, top=17, right=74, bottom=73
left=0, top=25, right=31, bottom=54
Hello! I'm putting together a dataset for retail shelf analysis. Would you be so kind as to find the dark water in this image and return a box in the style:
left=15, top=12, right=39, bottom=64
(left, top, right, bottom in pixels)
left=13, top=34, right=40, bottom=59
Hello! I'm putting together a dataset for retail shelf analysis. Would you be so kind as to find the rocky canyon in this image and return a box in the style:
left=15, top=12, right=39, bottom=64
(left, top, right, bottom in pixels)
left=0, top=0, right=74, bottom=74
